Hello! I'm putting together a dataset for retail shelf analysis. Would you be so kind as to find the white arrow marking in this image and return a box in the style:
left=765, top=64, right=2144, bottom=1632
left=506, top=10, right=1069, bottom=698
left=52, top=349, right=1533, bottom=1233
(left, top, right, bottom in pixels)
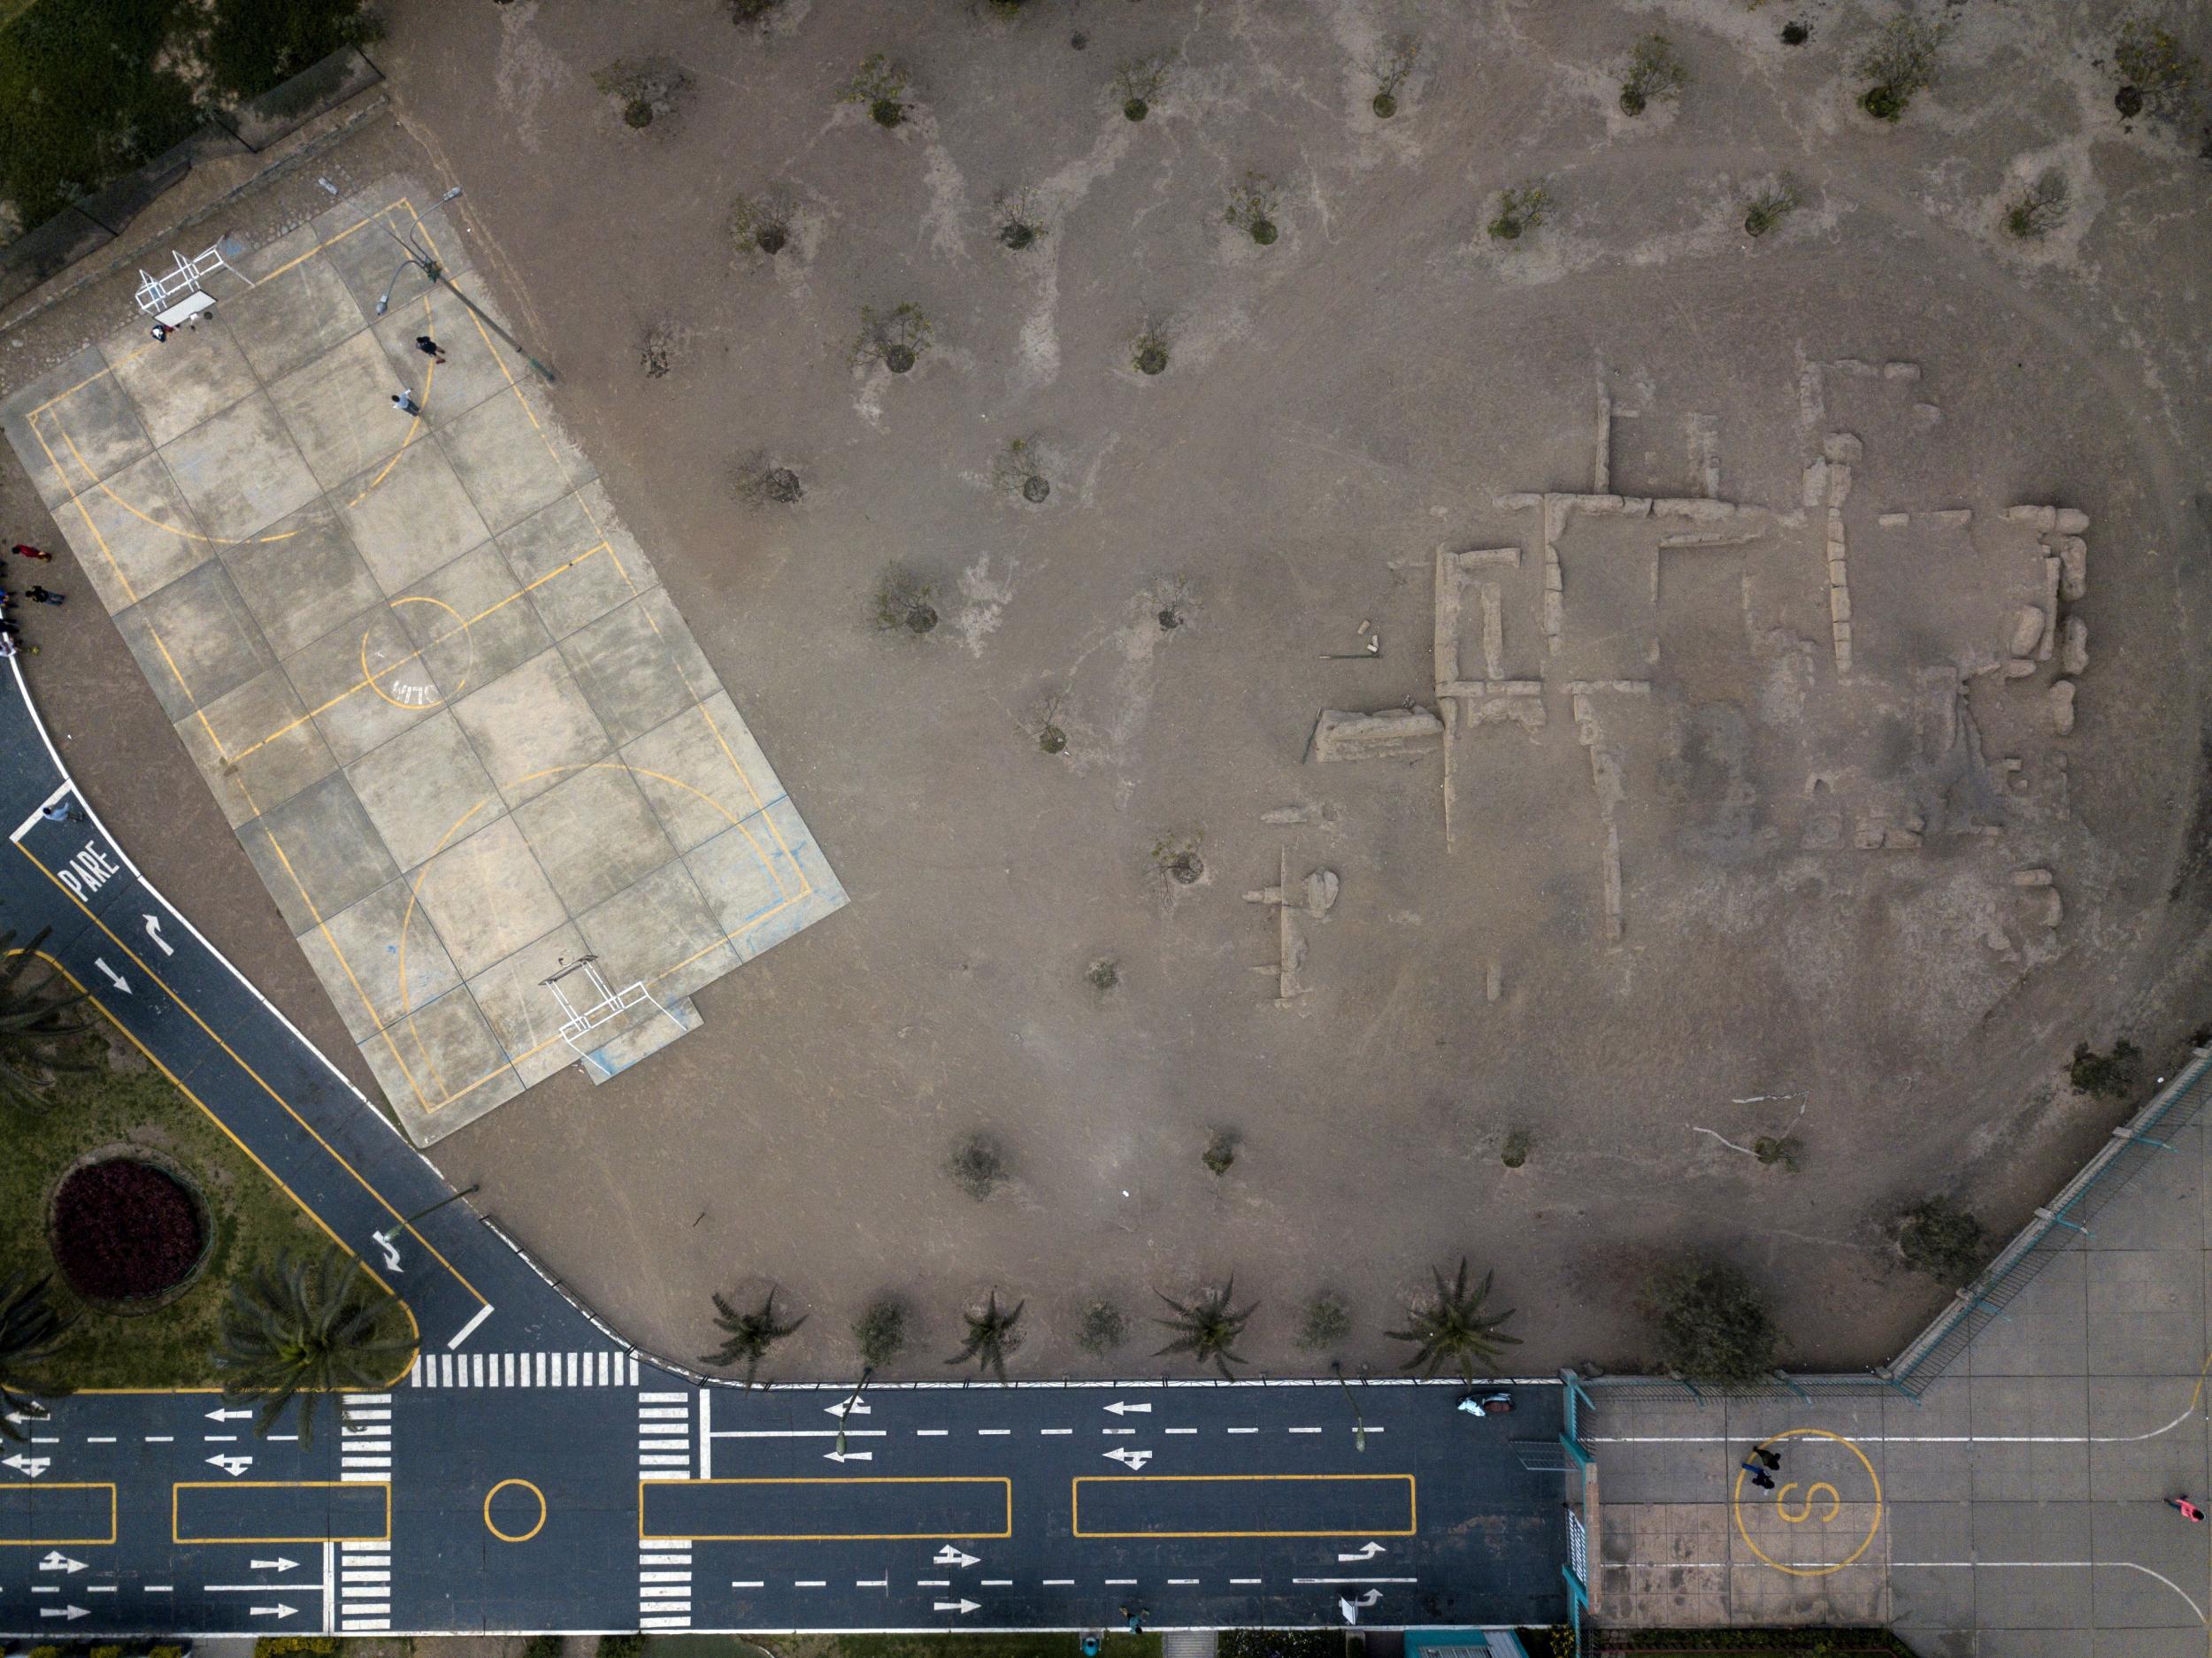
left=933, top=1600, right=980, bottom=1616
left=1103, top=1447, right=1153, bottom=1470
left=824, top=1449, right=874, bottom=1463
left=40, top=1606, right=88, bottom=1622
left=206, top=1453, right=253, bottom=1477
left=4, top=1454, right=51, bottom=1478
left=37, top=1552, right=86, bottom=1574
left=1103, top=1401, right=1151, bottom=1416
left=142, top=915, right=173, bottom=956
left=826, top=1398, right=871, bottom=1417
left=250, top=1557, right=298, bottom=1573
left=1338, top=1542, right=1386, bottom=1562
left=94, top=957, right=129, bottom=995
left=933, top=1546, right=979, bottom=1569
left=250, top=1605, right=297, bottom=1619
left=372, top=1232, right=403, bottom=1273
left=205, top=1407, right=253, bottom=1422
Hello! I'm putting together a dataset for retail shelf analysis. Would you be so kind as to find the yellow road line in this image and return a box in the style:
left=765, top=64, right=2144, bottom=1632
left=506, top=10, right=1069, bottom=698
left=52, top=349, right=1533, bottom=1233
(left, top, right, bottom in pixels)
left=1070, top=1472, right=1417, bottom=1539
left=0, top=1483, right=117, bottom=1546
left=173, top=1479, right=392, bottom=1545
left=639, top=1477, right=1013, bottom=1542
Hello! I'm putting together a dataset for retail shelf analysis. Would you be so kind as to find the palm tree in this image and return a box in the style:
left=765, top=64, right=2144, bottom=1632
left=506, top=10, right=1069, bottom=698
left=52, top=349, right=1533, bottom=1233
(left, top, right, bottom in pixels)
left=0, top=926, right=93, bottom=1114
left=0, top=1272, right=72, bottom=1443
left=1153, top=1278, right=1257, bottom=1379
left=944, top=1290, right=1025, bottom=1383
left=1386, top=1258, right=1521, bottom=1382
left=212, top=1244, right=416, bottom=1448
left=702, top=1286, right=806, bottom=1387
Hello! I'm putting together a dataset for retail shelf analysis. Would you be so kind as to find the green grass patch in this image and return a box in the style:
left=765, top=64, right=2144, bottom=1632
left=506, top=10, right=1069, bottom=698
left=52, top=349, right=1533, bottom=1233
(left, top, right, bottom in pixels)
left=0, top=1022, right=372, bottom=1391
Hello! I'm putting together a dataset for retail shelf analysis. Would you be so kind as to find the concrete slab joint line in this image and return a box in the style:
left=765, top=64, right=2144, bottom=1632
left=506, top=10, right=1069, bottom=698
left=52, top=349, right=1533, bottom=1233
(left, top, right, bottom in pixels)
left=0, top=178, right=849, bottom=1145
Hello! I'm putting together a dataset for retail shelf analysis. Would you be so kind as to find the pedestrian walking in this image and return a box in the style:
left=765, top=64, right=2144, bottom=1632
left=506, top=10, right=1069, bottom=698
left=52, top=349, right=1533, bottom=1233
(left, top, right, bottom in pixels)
left=150, top=321, right=172, bottom=343
left=25, top=586, right=62, bottom=605
left=392, top=391, right=423, bottom=416
left=0, top=631, right=27, bottom=658
left=1742, top=1455, right=1777, bottom=1490
left=1755, top=1446, right=1782, bottom=1470
left=9, top=542, right=51, bottom=561
left=0, top=617, right=21, bottom=635
left=414, top=334, right=448, bottom=365
left=40, top=802, right=84, bottom=825
left=2170, top=1496, right=2205, bottom=1523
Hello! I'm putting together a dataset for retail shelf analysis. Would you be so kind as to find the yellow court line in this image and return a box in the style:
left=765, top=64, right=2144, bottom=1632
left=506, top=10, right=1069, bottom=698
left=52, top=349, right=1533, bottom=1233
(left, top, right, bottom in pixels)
left=485, top=1478, right=547, bottom=1543
left=1729, top=1428, right=1883, bottom=1577
left=0, top=1483, right=117, bottom=1547
left=7, top=948, right=422, bottom=1372
left=1070, top=1472, right=1418, bottom=1539
left=639, top=1477, right=1013, bottom=1543
left=257, top=825, right=440, bottom=1114
left=7, top=853, right=485, bottom=1309
left=219, top=540, right=615, bottom=766
left=173, top=1479, right=392, bottom=1545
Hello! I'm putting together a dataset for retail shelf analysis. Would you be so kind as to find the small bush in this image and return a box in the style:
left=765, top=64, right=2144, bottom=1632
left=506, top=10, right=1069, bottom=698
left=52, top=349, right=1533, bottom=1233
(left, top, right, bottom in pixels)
left=1085, top=956, right=1118, bottom=989
left=2003, top=169, right=2070, bottom=238
left=872, top=563, right=939, bottom=635
left=852, top=1295, right=908, bottom=1367
left=1781, top=21, right=1812, bottom=46
left=1202, top=1129, right=1239, bottom=1177
left=1219, top=1632, right=1342, bottom=1658
left=593, top=58, right=691, bottom=128
left=2070, top=1039, right=2142, bottom=1099
left=1650, top=1258, right=1779, bottom=1387
left=850, top=302, right=933, bottom=374
left=1296, top=1291, right=1352, bottom=1352
left=1752, top=1133, right=1804, bottom=1171
left=1620, top=33, right=1689, bottom=115
left=994, top=437, right=1051, bottom=503
left=842, top=52, right=911, bottom=127
left=734, top=451, right=804, bottom=506
left=640, top=320, right=683, bottom=379
left=1855, top=6, right=1951, bottom=121
left=1152, top=829, right=1204, bottom=883
left=1223, top=172, right=1281, bottom=245
left=523, top=1638, right=564, bottom=1658
left=1744, top=177, right=1801, bottom=236
left=729, top=0, right=782, bottom=20
left=1488, top=181, right=1552, bottom=241
left=1895, top=1195, right=1990, bottom=1282
left=949, top=1131, right=1009, bottom=1199
left=995, top=188, right=1048, bottom=250
left=729, top=189, right=795, bottom=257
left=1116, top=56, right=1170, bottom=120
left=599, top=1639, right=645, bottom=1658
left=1077, top=1299, right=1128, bottom=1354
left=1132, top=323, right=1171, bottom=376
left=1371, top=34, right=1419, bottom=118
left=2114, top=15, right=2200, bottom=117
left=1500, top=1127, right=1533, bottom=1169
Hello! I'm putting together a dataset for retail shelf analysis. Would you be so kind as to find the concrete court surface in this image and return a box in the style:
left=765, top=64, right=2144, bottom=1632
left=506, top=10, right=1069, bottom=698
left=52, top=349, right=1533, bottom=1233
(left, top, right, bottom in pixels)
left=1590, top=1088, right=2212, bottom=1654
left=0, top=180, right=845, bottom=1144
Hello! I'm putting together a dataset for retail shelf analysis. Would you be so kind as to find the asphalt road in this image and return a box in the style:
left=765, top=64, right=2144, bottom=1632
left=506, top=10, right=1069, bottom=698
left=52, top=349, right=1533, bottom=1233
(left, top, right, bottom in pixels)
left=0, top=661, right=1567, bottom=1636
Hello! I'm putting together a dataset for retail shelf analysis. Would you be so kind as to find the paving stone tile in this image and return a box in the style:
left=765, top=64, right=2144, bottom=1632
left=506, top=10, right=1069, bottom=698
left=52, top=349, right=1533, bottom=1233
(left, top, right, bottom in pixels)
left=410, top=814, right=568, bottom=980
left=160, top=391, right=322, bottom=541
left=511, top=763, right=677, bottom=913
left=344, top=709, right=503, bottom=874
left=452, top=649, right=612, bottom=808
left=241, top=771, right=399, bottom=937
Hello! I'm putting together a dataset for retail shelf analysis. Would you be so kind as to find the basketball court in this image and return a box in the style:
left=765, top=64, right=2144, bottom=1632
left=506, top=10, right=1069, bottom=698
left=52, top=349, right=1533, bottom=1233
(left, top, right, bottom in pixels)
left=0, top=180, right=845, bottom=1144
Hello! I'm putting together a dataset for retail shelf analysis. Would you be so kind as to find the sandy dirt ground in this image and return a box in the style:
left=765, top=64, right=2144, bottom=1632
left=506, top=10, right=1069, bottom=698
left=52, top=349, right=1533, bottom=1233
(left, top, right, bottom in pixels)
left=8, top=0, right=2212, bottom=1385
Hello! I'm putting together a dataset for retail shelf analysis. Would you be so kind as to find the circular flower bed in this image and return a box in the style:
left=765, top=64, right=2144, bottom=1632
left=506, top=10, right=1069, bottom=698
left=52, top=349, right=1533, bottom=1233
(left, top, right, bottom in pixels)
left=50, top=1156, right=209, bottom=1303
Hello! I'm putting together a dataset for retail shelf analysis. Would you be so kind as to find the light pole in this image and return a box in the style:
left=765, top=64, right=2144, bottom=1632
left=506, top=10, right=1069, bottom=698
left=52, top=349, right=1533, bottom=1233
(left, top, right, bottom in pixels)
left=371, top=1184, right=480, bottom=1271
left=833, top=1365, right=875, bottom=1458
left=374, top=187, right=557, bottom=385
left=1331, top=1359, right=1368, bottom=1453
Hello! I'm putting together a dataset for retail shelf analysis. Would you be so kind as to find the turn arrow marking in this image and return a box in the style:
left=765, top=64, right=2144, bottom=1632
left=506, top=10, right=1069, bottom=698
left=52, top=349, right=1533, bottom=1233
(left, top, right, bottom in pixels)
left=1337, top=1543, right=1386, bottom=1562
left=933, top=1600, right=980, bottom=1616
left=4, top=1454, right=50, bottom=1478
left=1102, top=1401, right=1151, bottom=1416
left=205, top=1408, right=253, bottom=1423
left=205, top=1454, right=253, bottom=1477
left=824, top=1449, right=873, bottom=1463
left=40, top=1607, right=88, bottom=1622
left=37, top=1553, right=86, bottom=1574
left=932, top=1547, right=979, bottom=1570
left=250, top=1606, right=297, bottom=1620
left=142, top=915, right=173, bottom=956
left=1103, top=1447, right=1153, bottom=1470
left=250, top=1558, right=299, bottom=1573
left=826, top=1398, right=871, bottom=1417
left=94, top=957, right=129, bottom=995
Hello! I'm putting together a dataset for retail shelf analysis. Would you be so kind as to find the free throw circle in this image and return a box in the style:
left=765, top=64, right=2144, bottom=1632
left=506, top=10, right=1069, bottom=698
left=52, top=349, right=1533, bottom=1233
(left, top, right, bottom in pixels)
left=1731, top=1426, right=1883, bottom=1577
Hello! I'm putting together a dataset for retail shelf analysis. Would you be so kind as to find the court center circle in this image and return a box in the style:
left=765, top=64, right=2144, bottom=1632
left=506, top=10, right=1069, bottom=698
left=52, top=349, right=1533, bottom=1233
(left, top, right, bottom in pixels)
left=1731, top=1426, right=1883, bottom=1577
left=363, top=594, right=474, bottom=710
left=483, top=1477, right=547, bottom=1543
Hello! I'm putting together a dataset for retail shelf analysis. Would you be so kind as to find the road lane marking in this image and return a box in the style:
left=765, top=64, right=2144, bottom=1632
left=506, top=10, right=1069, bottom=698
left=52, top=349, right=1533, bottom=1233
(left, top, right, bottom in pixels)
left=1227, top=1428, right=1258, bottom=1435
left=979, top=1429, right=1010, bottom=1437
left=858, top=1578, right=887, bottom=1588
left=1044, top=1578, right=1073, bottom=1585
left=1289, top=1427, right=1322, bottom=1434
left=1041, top=1429, right=1072, bottom=1437
left=917, top=1429, right=949, bottom=1438
left=1231, top=1578, right=1263, bottom=1585
left=1165, top=1429, right=1197, bottom=1436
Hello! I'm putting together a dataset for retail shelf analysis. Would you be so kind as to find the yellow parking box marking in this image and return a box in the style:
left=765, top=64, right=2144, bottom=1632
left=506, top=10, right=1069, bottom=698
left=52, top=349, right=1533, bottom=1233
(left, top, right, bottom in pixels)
left=0, top=1483, right=118, bottom=1546
left=1071, top=1473, right=1417, bottom=1539
left=640, top=1477, right=1012, bottom=1542
left=173, top=1480, right=392, bottom=1544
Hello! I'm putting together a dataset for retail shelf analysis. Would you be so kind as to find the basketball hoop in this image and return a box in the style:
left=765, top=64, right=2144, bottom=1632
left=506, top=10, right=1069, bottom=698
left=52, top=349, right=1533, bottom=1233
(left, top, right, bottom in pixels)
left=540, top=955, right=683, bottom=1081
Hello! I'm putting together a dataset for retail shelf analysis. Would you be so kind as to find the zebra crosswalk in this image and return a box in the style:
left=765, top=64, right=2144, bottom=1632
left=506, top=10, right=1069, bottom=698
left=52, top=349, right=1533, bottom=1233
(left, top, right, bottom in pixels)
left=337, top=1393, right=392, bottom=1631
left=409, top=1350, right=638, bottom=1387
left=638, top=1389, right=694, bottom=1629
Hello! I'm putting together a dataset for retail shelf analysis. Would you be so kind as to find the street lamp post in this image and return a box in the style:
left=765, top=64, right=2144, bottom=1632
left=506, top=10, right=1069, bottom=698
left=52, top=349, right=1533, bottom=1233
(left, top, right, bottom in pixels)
left=1331, top=1359, right=1369, bottom=1453
left=374, top=187, right=557, bottom=385
left=833, top=1365, right=875, bottom=1458
left=370, top=1183, right=481, bottom=1271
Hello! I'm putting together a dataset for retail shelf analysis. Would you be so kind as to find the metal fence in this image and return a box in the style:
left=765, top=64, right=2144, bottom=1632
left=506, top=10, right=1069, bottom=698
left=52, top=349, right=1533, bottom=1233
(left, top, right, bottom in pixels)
left=1578, top=1044, right=2212, bottom=1406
